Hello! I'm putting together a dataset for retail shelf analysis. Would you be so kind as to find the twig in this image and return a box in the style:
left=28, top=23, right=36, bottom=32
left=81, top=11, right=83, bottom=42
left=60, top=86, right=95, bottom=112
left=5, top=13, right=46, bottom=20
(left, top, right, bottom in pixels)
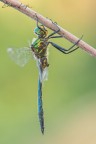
left=0, top=0, right=96, bottom=56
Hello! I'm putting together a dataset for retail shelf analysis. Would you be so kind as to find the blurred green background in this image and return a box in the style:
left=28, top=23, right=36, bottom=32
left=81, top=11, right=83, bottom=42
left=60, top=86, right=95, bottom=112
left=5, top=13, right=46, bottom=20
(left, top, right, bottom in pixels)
left=0, top=0, right=96, bottom=143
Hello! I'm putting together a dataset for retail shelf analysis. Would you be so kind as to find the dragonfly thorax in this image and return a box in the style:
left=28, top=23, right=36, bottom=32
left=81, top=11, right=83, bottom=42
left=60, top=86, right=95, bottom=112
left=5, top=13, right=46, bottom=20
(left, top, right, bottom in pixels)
left=31, top=38, right=49, bottom=69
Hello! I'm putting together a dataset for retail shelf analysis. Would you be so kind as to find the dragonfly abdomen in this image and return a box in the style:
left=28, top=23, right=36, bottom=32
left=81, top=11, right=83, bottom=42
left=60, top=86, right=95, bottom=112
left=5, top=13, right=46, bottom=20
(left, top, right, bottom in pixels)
left=38, top=78, right=44, bottom=134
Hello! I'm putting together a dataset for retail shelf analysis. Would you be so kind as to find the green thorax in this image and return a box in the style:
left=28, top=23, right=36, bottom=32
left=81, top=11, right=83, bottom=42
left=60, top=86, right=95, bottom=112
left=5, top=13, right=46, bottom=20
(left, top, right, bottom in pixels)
left=32, top=38, right=48, bottom=49
left=32, top=38, right=40, bottom=49
left=31, top=37, right=48, bottom=58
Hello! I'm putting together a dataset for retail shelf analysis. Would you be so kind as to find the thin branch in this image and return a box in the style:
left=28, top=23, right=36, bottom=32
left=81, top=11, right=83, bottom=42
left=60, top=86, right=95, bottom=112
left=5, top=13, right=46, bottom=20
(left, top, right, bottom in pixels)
left=0, top=0, right=96, bottom=57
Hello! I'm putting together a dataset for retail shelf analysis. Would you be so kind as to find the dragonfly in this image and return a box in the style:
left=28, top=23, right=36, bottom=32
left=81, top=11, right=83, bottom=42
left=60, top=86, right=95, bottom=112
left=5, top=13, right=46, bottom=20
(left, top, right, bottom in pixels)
left=7, top=15, right=83, bottom=134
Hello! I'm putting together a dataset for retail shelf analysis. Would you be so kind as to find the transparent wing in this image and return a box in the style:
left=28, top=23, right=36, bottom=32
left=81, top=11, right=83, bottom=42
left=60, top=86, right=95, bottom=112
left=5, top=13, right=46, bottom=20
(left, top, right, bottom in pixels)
left=7, top=47, right=32, bottom=67
left=37, top=59, right=48, bottom=82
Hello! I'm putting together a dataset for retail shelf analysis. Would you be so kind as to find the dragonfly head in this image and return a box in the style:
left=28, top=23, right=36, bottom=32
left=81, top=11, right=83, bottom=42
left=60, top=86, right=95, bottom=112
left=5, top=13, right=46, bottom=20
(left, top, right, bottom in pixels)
left=34, top=25, right=48, bottom=38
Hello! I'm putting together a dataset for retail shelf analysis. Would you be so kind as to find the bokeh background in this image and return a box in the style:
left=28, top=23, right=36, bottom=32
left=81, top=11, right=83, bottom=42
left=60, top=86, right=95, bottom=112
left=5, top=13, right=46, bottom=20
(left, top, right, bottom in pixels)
left=0, top=0, right=96, bottom=144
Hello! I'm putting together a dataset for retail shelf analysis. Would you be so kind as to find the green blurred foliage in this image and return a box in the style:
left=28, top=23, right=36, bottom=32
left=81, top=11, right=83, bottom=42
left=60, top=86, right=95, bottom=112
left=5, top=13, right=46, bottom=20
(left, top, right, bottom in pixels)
left=0, top=0, right=96, bottom=144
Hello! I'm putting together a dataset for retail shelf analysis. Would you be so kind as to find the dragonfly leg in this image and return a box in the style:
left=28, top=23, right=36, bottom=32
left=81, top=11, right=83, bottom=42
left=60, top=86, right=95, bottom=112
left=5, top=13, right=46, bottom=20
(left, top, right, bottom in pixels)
left=35, top=13, right=47, bottom=31
left=35, top=13, right=40, bottom=28
left=48, top=35, right=83, bottom=54
left=49, top=35, right=63, bottom=39
left=47, top=22, right=61, bottom=38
